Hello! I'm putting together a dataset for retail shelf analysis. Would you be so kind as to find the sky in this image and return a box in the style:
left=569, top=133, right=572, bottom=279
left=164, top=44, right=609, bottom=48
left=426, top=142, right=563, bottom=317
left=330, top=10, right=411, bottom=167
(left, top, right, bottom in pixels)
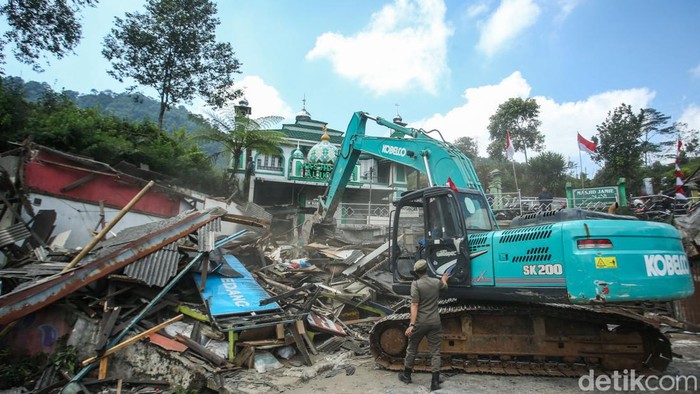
left=4, top=0, right=700, bottom=177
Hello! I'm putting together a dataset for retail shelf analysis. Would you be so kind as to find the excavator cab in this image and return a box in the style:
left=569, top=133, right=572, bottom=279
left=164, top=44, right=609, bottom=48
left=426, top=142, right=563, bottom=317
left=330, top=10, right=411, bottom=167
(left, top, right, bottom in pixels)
left=390, top=186, right=494, bottom=294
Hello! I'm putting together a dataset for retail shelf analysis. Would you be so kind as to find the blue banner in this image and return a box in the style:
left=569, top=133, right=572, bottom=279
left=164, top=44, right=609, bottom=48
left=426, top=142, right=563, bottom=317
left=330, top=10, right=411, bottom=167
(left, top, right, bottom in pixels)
left=194, top=254, right=281, bottom=317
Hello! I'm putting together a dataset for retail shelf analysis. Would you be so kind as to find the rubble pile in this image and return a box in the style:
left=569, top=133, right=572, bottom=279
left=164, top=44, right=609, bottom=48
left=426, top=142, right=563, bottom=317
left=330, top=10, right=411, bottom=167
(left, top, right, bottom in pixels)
left=0, top=203, right=403, bottom=392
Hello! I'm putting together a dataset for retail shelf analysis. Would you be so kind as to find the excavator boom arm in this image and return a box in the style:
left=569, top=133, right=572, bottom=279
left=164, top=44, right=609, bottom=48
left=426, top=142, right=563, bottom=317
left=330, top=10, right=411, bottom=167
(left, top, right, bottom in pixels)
left=320, top=112, right=484, bottom=220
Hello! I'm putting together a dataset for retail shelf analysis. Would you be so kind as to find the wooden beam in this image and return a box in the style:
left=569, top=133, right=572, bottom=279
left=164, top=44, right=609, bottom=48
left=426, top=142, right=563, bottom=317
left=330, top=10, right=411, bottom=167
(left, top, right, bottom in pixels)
left=289, top=322, right=312, bottom=366
left=60, top=173, right=97, bottom=193
left=63, top=180, right=155, bottom=273
left=82, top=314, right=183, bottom=366
left=175, top=334, right=226, bottom=366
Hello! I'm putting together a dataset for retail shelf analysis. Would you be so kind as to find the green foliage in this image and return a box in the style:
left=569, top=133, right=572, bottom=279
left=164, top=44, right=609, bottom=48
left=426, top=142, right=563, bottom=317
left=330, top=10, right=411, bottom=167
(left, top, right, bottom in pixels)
left=0, top=349, right=47, bottom=389
left=193, top=108, right=284, bottom=200
left=453, top=136, right=478, bottom=160
left=0, top=78, right=222, bottom=194
left=638, top=108, right=680, bottom=166
left=486, top=97, right=544, bottom=163
left=103, top=0, right=242, bottom=129
left=526, top=151, right=572, bottom=195
left=0, top=77, right=32, bottom=147
left=589, top=104, right=694, bottom=194
left=0, top=0, right=97, bottom=72
left=50, top=344, right=79, bottom=373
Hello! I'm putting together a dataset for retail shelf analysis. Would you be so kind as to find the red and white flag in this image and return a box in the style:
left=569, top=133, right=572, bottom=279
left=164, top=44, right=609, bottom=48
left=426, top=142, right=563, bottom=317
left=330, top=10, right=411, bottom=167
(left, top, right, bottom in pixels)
left=505, top=131, right=515, bottom=160
left=577, top=133, right=597, bottom=155
left=675, top=137, right=685, bottom=199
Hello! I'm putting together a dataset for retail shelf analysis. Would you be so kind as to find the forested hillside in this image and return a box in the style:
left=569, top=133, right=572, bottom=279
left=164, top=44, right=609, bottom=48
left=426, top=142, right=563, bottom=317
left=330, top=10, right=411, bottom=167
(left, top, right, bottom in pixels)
left=0, top=76, right=223, bottom=194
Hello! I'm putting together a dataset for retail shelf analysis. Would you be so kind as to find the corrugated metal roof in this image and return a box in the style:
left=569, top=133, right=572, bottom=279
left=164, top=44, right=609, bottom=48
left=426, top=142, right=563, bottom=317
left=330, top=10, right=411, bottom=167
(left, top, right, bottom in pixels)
left=238, top=202, right=272, bottom=223
left=0, top=207, right=226, bottom=325
left=0, top=222, right=30, bottom=248
left=121, top=216, right=222, bottom=286
left=197, top=217, right=221, bottom=252
left=123, top=242, right=180, bottom=287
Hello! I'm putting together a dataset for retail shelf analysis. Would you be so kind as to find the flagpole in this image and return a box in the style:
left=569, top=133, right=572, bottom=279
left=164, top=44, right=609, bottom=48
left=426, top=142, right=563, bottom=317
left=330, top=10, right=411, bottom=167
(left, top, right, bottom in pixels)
left=578, top=147, right=584, bottom=189
left=511, top=159, right=519, bottom=192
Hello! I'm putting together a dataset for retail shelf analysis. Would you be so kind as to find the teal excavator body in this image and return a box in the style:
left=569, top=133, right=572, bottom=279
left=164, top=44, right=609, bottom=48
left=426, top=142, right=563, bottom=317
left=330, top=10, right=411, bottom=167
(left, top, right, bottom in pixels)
left=319, top=112, right=694, bottom=305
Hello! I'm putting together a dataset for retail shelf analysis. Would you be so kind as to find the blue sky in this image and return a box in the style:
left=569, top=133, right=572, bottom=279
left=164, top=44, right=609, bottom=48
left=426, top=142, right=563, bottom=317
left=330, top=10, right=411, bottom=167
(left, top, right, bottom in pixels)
left=4, top=0, right=700, bottom=176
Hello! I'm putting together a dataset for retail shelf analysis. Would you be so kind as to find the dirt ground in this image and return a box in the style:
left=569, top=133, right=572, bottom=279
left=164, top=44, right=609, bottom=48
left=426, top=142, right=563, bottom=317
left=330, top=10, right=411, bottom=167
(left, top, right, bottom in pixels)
left=225, top=332, right=700, bottom=394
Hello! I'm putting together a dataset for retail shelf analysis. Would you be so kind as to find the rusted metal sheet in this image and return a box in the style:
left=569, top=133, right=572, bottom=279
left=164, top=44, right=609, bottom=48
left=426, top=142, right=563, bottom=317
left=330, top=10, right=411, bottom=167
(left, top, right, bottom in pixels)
left=122, top=242, right=181, bottom=287
left=122, top=217, right=222, bottom=286
left=0, top=207, right=226, bottom=326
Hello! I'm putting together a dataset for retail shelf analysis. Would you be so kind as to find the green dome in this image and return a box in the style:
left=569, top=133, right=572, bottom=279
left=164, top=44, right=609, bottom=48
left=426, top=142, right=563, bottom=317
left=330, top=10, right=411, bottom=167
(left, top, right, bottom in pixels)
left=307, top=129, right=338, bottom=164
left=292, top=147, right=305, bottom=160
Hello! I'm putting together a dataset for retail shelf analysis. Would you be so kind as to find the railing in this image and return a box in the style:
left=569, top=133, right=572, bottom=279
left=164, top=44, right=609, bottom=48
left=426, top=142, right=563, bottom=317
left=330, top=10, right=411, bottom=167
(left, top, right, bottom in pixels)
left=337, top=203, right=391, bottom=226
left=334, top=192, right=698, bottom=228
left=489, top=192, right=567, bottom=219
left=629, top=193, right=699, bottom=221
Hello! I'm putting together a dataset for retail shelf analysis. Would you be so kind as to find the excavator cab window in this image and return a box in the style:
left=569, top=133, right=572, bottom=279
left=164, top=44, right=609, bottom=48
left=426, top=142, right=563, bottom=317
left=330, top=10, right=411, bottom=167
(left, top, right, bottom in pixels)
left=460, top=193, right=494, bottom=232
left=391, top=196, right=425, bottom=281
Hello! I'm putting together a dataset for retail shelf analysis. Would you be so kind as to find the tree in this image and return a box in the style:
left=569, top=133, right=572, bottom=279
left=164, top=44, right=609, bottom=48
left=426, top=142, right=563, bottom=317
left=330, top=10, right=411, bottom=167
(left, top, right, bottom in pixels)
left=0, top=0, right=97, bottom=72
left=638, top=108, right=678, bottom=167
left=526, top=151, right=571, bottom=195
left=591, top=103, right=644, bottom=192
left=102, top=0, right=242, bottom=129
left=193, top=107, right=285, bottom=201
left=486, top=97, right=544, bottom=163
left=453, top=136, right=478, bottom=160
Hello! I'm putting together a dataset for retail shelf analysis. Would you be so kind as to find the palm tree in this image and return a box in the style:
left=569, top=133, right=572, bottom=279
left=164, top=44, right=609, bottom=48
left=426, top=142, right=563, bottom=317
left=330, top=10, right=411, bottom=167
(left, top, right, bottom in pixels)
left=193, top=107, right=285, bottom=201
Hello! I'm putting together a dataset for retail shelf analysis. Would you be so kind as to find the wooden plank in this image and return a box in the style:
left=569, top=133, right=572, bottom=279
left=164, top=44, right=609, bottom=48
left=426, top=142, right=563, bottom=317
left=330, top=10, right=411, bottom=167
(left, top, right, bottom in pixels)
left=297, top=319, right=318, bottom=355
left=98, top=358, right=108, bottom=380
left=149, top=333, right=188, bottom=352
left=275, top=324, right=285, bottom=339
left=60, top=173, right=97, bottom=193
left=342, top=236, right=397, bottom=276
left=199, top=253, right=209, bottom=292
left=232, top=346, right=254, bottom=367
left=95, top=306, right=121, bottom=351
left=289, top=322, right=312, bottom=366
left=175, top=334, right=226, bottom=366
left=82, top=314, right=183, bottom=366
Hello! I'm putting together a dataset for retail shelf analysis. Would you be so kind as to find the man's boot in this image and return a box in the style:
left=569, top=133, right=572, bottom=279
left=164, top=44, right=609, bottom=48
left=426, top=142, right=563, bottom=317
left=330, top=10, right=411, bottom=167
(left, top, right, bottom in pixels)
left=398, top=367, right=412, bottom=384
left=430, top=372, right=441, bottom=391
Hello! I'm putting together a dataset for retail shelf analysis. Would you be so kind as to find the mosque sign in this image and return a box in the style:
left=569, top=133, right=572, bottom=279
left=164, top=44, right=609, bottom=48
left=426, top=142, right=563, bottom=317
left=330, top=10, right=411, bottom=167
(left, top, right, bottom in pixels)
left=572, top=186, right=618, bottom=207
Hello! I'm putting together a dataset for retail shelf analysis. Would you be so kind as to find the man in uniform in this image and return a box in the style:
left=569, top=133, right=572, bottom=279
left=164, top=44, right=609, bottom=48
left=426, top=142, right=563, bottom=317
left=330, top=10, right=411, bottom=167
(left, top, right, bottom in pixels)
left=398, top=259, right=449, bottom=391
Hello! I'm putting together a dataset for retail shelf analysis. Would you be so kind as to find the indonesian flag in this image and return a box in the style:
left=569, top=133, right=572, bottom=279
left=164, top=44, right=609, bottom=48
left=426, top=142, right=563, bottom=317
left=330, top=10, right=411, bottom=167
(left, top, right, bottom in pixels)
left=505, top=131, right=515, bottom=160
left=577, top=133, right=597, bottom=155
left=675, top=137, right=686, bottom=199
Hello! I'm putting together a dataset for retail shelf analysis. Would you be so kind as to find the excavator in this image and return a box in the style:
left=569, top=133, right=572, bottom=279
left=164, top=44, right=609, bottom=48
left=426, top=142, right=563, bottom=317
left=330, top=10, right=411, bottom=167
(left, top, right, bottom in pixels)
left=314, top=111, right=694, bottom=376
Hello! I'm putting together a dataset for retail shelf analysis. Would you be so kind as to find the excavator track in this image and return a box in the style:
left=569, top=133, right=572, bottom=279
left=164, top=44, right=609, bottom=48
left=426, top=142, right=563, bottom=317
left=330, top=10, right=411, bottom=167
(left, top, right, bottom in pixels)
left=369, top=300, right=672, bottom=377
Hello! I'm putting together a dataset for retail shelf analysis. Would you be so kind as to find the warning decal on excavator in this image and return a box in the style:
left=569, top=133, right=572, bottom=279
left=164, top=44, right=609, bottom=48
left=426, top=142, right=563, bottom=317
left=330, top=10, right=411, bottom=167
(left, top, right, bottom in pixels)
left=595, top=256, right=617, bottom=269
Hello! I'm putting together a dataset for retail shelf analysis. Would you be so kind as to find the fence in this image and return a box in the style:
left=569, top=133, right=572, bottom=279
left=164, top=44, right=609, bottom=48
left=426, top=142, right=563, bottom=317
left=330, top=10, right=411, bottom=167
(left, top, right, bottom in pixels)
left=337, top=202, right=392, bottom=226
left=629, top=193, right=699, bottom=221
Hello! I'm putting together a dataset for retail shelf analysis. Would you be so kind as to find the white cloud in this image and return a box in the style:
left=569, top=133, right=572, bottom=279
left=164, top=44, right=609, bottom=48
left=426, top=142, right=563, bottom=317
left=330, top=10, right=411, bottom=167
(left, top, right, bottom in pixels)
left=555, top=0, right=583, bottom=23
left=477, top=0, right=541, bottom=56
left=233, top=76, right=294, bottom=120
left=690, top=63, right=700, bottom=78
left=467, top=3, right=489, bottom=18
left=679, top=104, right=700, bottom=131
left=187, top=76, right=293, bottom=120
left=411, top=71, right=656, bottom=164
left=306, top=0, right=453, bottom=95
left=413, top=71, right=531, bottom=148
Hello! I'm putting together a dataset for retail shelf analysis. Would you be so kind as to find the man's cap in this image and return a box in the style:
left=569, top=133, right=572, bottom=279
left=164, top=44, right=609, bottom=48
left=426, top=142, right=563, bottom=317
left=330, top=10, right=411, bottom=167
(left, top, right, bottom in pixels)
left=414, top=259, right=427, bottom=272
